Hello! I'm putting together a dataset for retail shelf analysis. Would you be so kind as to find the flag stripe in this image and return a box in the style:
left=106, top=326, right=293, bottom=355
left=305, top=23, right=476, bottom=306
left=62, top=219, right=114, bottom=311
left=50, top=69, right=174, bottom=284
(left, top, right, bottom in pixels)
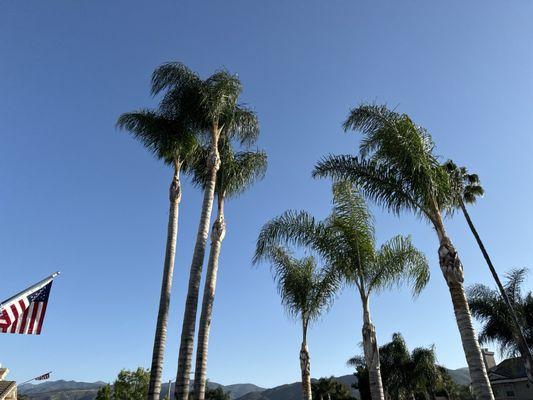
left=35, top=301, right=48, bottom=335
left=19, top=306, right=30, bottom=333
left=0, top=279, right=54, bottom=335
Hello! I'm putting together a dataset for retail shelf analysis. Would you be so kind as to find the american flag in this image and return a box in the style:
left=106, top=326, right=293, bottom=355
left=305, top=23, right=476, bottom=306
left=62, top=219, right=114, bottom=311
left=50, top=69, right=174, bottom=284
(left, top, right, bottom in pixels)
left=0, top=272, right=58, bottom=335
left=35, top=372, right=51, bottom=381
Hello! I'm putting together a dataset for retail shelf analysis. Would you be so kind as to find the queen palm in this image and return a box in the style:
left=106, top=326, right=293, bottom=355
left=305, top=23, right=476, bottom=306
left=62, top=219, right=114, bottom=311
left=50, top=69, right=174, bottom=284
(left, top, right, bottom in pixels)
left=152, top=62, right=260, bottom=400
left=255, top=182, right=429, bottom=400
left=117, top=103, right=198, bottom=400
left=444, top=160, right=533, bottom=382
left=254, top=245, right=338, bottom=400
left=468, top=268, right=533, bottom=357
left=313, top=104, right=495, bottom=399
left=192, top=142, right=267, bottom=400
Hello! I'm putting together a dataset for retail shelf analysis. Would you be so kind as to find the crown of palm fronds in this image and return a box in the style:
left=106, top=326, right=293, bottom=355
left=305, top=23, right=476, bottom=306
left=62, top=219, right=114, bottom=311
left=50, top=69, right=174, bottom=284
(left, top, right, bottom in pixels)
left=153, top=63, right=259, bottom=147
left=467, top=268, right=533, bottom=357
left=313, top=103, right=452, bottom=223
left=255, top=181, right=429, bottom=298
left=259, top=245, right=339, bottom=323
left=443, top=160, right=485, bottom=207
left=117, top=109, right=198, bottom=169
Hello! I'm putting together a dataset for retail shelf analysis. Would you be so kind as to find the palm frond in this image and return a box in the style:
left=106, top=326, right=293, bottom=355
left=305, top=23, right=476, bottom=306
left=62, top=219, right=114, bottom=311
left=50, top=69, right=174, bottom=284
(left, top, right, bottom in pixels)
left=202, top=69, right=242, bottom=124
left=505, top=268, right=528, bottom=304
left=254, top=210, right=326, bottom=264
left=368, top=235, right=430, bottom=297
left=317, top=103, right=454, bottom=221
left=468, top=282, right=521, bottom=356
left=192, top=141, right=267, bottom=198
left=151, top=62, right=201, bottom=96
left=259, top=245, right=338, bottom=322
left=314, top=155, right=420, bottom=216
left=226, top=105, right=260, bottom=146
left=116, top=109, right=198, bottom=167
left=443, top=159, right=485, bottom=208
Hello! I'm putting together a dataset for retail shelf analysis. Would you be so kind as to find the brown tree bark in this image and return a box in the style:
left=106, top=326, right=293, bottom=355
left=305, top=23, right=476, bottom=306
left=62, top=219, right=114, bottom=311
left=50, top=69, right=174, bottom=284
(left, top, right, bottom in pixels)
left=361, top=296, right=385, bottom=400
left=434, top=214, right=494, bottom=400
left=193, top=197, right=226, bottom=400
left=147, top=162, right=182, bottom=400
left=300, top=321, right=312, bottom=400
left=175, top=129, right=221, bottom=400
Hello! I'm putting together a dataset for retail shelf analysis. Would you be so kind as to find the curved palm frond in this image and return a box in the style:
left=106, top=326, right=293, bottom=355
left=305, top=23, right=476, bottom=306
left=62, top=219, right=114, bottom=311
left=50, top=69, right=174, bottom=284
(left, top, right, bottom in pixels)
left=347, top=355, right=366, bottom=368
left=368, top=235, right=430, bottom=297
left=467, top=274, right=533, bottom=357
left=151, top=62, right=201, bottom=96
left=116, top=109, right=198, bottom=168
left=254, top=210, right=330, bottom=264
left=191, top=141, right=267, bottom=199
left=505, top=268, right=528, bottom=304
left=314, top=156, right=421, bottom=217
left=226, top=105, right=260, bottom=146
left=331, top=181, right=375, bottom=240
left=259, top=245, right=339, bottom=323
left=315, top=103, right=453, bottom=219
left=202, top=69, right=242, bottom=123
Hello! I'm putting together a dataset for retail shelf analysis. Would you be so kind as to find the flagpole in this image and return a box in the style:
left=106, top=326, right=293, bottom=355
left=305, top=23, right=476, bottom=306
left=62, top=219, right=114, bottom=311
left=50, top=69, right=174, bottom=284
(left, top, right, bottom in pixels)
left=20, top=371, right=53, bottom=385
left=0, top=272, right=60, bottom=307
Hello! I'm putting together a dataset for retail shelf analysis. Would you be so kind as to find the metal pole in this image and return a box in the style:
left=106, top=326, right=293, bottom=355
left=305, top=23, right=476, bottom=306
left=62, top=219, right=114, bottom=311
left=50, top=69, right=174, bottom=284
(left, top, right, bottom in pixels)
left=168, top=380, right=172, bottom=400
left=19, top=372, right=53, bottom=385
left=0, top=272, right=60, bottom=307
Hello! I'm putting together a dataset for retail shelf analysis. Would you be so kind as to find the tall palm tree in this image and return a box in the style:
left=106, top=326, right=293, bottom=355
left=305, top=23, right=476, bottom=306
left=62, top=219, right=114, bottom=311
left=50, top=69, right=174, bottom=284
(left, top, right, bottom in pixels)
left=254, top=246, right=338, bottom=400
left=255, top=182, right=429, bottom=400
left=468, top=268, right=533, bottom=357
left=444, top=160, right=533, bottom=382
left=192, top=142, right=268, bottom=400
left=117, top=100, right=199, bottom=400
left=152, top=62, right=260, bottom=400
left=313, top=104, right=495, bottom=399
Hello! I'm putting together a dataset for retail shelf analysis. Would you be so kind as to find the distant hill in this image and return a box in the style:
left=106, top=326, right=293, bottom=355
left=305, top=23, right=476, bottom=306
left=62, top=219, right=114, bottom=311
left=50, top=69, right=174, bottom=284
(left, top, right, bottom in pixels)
left=234, top=375, right=359, bottom=400
left=446, top=367, right=471, bottom=386
left=19, top=380, right=107, bottom=400
left=234, top=369, right=471, bottom=400
left=159, top=381, right=265, bottom=400
left=18, top=368, right=469, bottom=400
left=19, top=380, right=263, bottom=400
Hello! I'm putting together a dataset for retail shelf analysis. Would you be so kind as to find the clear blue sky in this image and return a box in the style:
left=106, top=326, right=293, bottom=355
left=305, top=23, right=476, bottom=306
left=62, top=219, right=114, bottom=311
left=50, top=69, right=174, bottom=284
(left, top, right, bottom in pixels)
left=1, top=0, right=533, bottom=388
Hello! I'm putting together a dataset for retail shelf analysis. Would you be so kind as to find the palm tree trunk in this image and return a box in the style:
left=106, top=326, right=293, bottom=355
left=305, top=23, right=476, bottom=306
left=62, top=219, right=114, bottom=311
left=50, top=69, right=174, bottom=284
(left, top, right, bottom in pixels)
left=147, top=162, right=182, bottom=400
left=193, top=197, right=226, bottom=400
left=433, top=216, right=494, bottom=400
left=300, top=320, right=312, bottom=400
left=175, top=129, right=221, bottom=400
left=460, top=201, right=533, bottom=383
left=361, top=296, right=385, bottom=400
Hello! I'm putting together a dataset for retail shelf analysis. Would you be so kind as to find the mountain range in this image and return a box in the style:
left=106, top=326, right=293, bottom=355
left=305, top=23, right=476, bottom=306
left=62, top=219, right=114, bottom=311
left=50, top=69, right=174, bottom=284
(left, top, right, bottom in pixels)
left=18, top=368, right=470, bottom=400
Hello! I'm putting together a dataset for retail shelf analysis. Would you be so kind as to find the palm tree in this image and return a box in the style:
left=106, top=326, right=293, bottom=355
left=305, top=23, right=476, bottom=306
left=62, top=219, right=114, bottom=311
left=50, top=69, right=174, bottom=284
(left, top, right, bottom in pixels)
left=444, top=160, right=533, bottom=383
left=468, top=268, right=533, bottom=356
left=152, top=62, right=260, bottom=400
left=348, top=333, right=441, bottom=400
left=191, top=142, right=268, bottom=400
left=313, top=104, right=495, bottom=399
left=255, top=182, right=429, bottom=400
left=254, top=246, right=338, bottom=400
left=117, top=94, right=199, bottom=400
